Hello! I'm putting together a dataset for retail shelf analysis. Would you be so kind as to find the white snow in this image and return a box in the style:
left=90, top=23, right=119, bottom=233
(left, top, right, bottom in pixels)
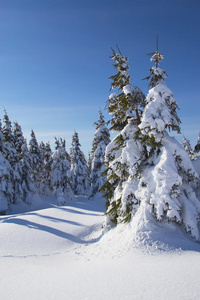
left=139, top=82, right=180, bottom=143
left=1, top=195, right=200, bottom=300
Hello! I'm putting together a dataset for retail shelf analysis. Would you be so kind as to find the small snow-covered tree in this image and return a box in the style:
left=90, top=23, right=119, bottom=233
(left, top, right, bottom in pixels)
left=137, top=48, right=200, bottom=240
left=2, top=112, right=21, bottom=204
left=51, top=138, right=73, bottom=204
left=39, top=141, right=53, bottom=195
left=2, top=111, right=16, bottom=166
left=21, top=142, right=36, bottom=204
left=13, top=122, right=27, bottom=203
left=89, top=111, right=110, bottom=199
left=29, top=130, right=44, bottom=191
left=42, top=142, right=53, bottom=195
left=70, top=131, right=89, bottom=196
left=39, top=141, right=46, bottom=159
left=13, top=122, right=36, bottom=204
left=102, top=47, right=146, bottom=226
left=0, top=119, right=12, bottom=213
left=13, top=122, right=25, bottom=156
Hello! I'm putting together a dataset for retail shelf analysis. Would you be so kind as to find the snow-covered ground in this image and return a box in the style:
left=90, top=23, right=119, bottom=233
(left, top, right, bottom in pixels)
left=1, top=193, right=200, bottom=300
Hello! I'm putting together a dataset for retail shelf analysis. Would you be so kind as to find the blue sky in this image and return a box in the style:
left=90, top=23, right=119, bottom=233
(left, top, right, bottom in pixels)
left=0, top=0, right=199, bottom=155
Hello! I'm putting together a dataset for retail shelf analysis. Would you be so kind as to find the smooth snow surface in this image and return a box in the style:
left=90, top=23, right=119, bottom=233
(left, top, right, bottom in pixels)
left=1, top=195, right=200, bottom=300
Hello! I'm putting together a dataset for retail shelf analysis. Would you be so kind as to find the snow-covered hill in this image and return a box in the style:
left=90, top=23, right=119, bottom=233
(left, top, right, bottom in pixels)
left=1, top=195, right=200, bottom=300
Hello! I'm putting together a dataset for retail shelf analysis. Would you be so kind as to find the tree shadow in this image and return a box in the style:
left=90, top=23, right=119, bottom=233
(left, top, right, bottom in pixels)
left=33, top=213, right=84, bottom=227
left=56, top=206, right=102, bottom=217
left=0, top=196, right=106, bottom=248
left=1, top=211, right=83, bottom=227
left=3, top=217, right=88, bottom=245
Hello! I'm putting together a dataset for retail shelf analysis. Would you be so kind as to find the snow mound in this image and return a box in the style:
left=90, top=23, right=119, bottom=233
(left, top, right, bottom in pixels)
left=88, top=203, right=200, bottom=259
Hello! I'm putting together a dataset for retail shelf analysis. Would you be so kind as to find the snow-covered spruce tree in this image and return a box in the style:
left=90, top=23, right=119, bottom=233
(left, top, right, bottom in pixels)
left=13, top=122, right=25, bottom=156
left=41, top=142, right=53, bottom=195
left=70, top=131, right=89, bottom=196
left=20, top=142, right=36, bottom=204
left=51, top=138, right=74, bottom=204
left=29, top=130, right=44, bottom=192
left=0, top=119, right=13, bottom=213
left=13, top=122, right=29, bottom=203
left=2, top=111, right=17, bottom=167
left=13, top=122, right=36, bottom=204
left=2, top=111, right=22, bottom=204
left=101, top=47, right=146, bottom=226
left=38, top=141, right=53, bottom=195
left=137, top=48, right=200, bottom=240
left=39, top=141, right=46, bottom=158
left=89, top=111, right=110, bottom=199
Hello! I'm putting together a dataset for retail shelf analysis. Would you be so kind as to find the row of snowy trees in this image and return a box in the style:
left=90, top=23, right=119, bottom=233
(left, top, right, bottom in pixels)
left=0, top=110, right=110, bottom=214
left=101, top=46, right=200, bottom=241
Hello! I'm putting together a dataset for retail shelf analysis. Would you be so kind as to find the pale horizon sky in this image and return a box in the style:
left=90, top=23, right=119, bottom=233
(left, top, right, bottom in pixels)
left=0, top=0, right=199, bottom=155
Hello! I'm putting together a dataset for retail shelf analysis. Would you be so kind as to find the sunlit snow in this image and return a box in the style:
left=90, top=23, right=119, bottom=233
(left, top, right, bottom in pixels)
left=1, top=189, right=200, bottom=300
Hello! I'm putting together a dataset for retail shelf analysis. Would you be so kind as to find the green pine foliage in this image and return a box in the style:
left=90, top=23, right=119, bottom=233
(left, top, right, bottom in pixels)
left=0, top=118, right=13, bottom=212
left=40, top=142, right=53, bottom=195
left=107, top=47, right=145, bottom=131
left=182, top=136, right=195, bottom=161
left=20, top=142, right=36, bottom=204
left=102, top=47, right=145, bottom=227
left=2, top=112, right=22, bottom=204
left=29, top=130, right=44, bottom=191
left=89, top=111, right=110, bottom=198
left=70, top=131, right=89, bottom=196
left=51, top=137, right=73, bottom=202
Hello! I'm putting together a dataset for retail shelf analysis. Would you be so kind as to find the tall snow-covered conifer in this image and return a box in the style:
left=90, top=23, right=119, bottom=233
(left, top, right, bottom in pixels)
left=29, top=130, right=44, bottom=191
left=70, top=131, right=89, bottom=196
left=102, top=47, right=145, bottom=226
left=21, top=142, right=36, bottom=204
left=51, top=138, right=73, bottom=204
left=137, top=45, right=200, bottom=240
left=13, top=122, right=25, bottom=157
left=13, top=122, right=27, bottom=203
left=42, top=142, right=53, bottom=194
left=13, top=122, right=36, bottom=204
left=2, top=111, right=21, bottom=204
left=89, top=111, right=110, bottom=199
left=0, top=119, right=12, bottom=213
left=2, top=111, right=16, bottom=167
left=39, top=141, right=53, bottom=195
